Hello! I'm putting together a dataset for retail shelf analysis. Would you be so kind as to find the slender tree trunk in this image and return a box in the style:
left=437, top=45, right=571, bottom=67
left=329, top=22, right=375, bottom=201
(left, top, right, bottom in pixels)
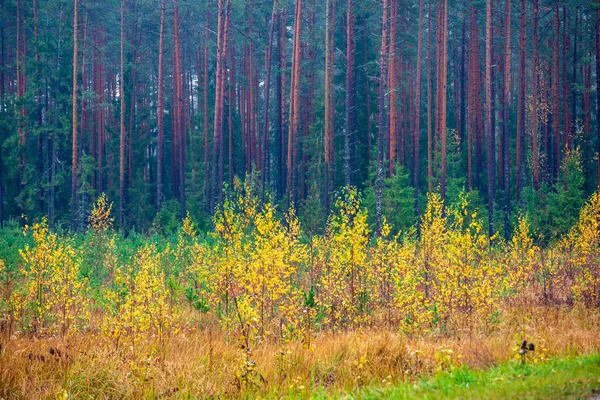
left=562, top=7, right=570, bottom=153
left=467, top=5, right=474, bottom=191
left=502, top=0, right=511, bottom=238
left=203, top=7, right=210, bottom=207
left=532, top=0, right=540, bottom=190
left=427, top=2, right=433, bottom=192
left=17, top=0, right=27, bottom=197
left=460, top=14, right=466, bottom=150
left=485, top=0, right=494, bottom=237
left=439, top=0, right=448, bottom=201
left=572, top=10, right=578, bottom=145
left=248, top=1, right=257, bottom=171
left=329, top=3, right=336, bottom=193
left=262, top=0, right=278, bottom=194
left=363, top=29, right=372, bottom=167
left=128, top=3, right=137, bottom=199
left=388, top=0, right=397, bottom=176
left=0, top=6, right=3, bottom=223
left=596, top=0, right=600, bottom=190
left=212, top=0, right=231, bottom=209
left=287, top=0, right=302, bottom=207
left=174, top=0, right=185, bottom=218
left=344, top=0, right=355, bottom=186
left=324, top=0, right=332, bottom=216
left=71, top=0, right=79, bottom=229
left=553, top=0, right=560, bottom=180
left=516, top=0, right=526, bottom=201
left=414, top=0, right=424, bottom=214
left=119, top=0, right=126, bottom=228
left=279, top=10, right=287, bottom=196
left=157, top=0, right=165, bottom=211
left=228, top=39, right=235, bottom=185
left=0, top=1, right=4, bottom=105
left=376, top=0, right=388, bottom=234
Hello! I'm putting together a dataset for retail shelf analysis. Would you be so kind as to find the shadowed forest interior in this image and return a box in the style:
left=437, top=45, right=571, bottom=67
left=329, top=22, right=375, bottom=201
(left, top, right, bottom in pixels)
left=0, top=0, right=599, bottom=236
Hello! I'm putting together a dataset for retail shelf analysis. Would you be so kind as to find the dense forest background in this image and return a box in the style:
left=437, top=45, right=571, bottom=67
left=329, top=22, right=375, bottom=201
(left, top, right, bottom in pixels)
left=0, top=0, right=599, bottom=241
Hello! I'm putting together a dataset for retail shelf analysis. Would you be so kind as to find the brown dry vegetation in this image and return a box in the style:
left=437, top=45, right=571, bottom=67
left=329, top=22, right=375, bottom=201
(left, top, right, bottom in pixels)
left=1, top=306, right=599, bottom=398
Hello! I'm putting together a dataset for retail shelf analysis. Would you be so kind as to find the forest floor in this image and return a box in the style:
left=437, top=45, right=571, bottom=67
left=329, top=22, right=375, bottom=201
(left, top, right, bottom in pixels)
left=0, top=305, right=599, bottom=399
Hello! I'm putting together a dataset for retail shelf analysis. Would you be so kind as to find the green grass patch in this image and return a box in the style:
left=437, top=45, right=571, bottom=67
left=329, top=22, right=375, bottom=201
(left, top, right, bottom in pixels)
left=329, top=354, right=600, bottom=399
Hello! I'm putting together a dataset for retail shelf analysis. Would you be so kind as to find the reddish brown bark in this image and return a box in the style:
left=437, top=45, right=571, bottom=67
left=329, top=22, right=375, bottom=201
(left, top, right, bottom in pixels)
left=553, top=0, right=560, bottom=179
left=413, top=0, right=424, bottom=214
left=157, top=0, right=165, bottom=211
left=427, top=2, right=433, bottom=192
left=211, top=0, right=231, bottom=208
left=119, top=0, right=126, bottom=228
left=324, top=0, right=332, bottom=214
left=532, top=0, right=540, bottom=190
left=562, top=7, right=571, bottom=152
left=388, top=0, right=397, bottom=176
left=516, top=0, right=526, bottom=199
left=439, top=0, right=448, bottom=201
left=71, top=0, right=79, bottom=228
left=262, top=0, right=279, bottom=191
left=502, top=0, right=511, bottom=237
left=174, top=0, right=185, bottom=217
left=376, top=0, right=388, bottom=234
left=287, top=0, right=302, bottom=206
left=344, top=0, right=355, bottom=185
left=596, top=0, right=600, bottom=190
left=203, top=7, right=210, bottom=204
left=485, top=0, right=494, bottom=236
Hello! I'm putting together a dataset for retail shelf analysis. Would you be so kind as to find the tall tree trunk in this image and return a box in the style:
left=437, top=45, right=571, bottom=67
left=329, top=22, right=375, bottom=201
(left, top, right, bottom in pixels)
left=485, top=0, right=494, bottom=236
left=119, top=0, right=125, bottom=228
left=376, top=0, right=388, bottom=234
left=287, top=0, right=302, bottom=207
left=516, top=0, right=526, bottom=201
left=388, top=0, right=397, bottom=177
left=324, top=0, right=332, bottom=216
left=17, top=0, right=27, bottom=198
left=248, top=1, right=257, bottom=172
left=174, top=0, right=185, bottom=218
left=596, top=0, right=600, bottom=190
left=71, top=0, right=79, bottom=229
left=572, top=9, right=578, bottom=145
left=279, top=10, right=288, bottom=196
left=203, top=6, right=210, bottom=207
left=532, top=0, right=540, bottom=190
left=344, top=0, right=355, bottom=186
left=553, top=0, right=560, bottom=180
left=439, top=0, right=448, bottom=201
left=0, top=5, right=3, bottom=223
left=262, top=0, right=278, bottom=194
left=35, top=0, right=44, bottom=212
left=467, top=5, right=474, bottom=191
left=0, top=1, right=4, bottom=105
left=460, top=13, right=466, bottom=150
left=427, top=1, right=433, bottom=192
left=228, top=39, right=235, bottom=185
left=211, top=0, right=231, bottom=209
left=363, top=28, right=372, bottom=167
left=157, top=0, right=165, bottom=211
left=414, top=0, right=424, bottom=214
left=128, top=2, right=137, bottom=200
left=502, top=0, right=511, bottom=238
left=562, top=7, right=570, bottom=153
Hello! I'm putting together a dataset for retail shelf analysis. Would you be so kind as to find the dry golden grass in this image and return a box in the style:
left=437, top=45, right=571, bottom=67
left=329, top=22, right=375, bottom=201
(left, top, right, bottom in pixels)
left=1, top=305, right=599, bottom=399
